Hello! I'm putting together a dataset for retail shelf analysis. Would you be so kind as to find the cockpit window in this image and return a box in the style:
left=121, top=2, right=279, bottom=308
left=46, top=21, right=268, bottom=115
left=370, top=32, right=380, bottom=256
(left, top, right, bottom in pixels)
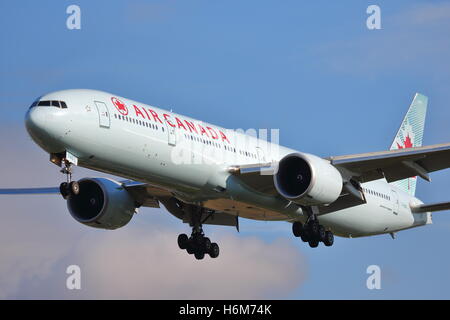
left=38, top=101, right=51, bottom=106
left=34, top=100, right=68, bottom=109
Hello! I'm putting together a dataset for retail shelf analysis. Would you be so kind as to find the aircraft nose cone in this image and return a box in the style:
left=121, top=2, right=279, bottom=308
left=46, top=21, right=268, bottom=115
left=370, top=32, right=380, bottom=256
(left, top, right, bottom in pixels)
left=25, top=106, right=64, bottom=153
left=25, top=107, right=46, bottom=136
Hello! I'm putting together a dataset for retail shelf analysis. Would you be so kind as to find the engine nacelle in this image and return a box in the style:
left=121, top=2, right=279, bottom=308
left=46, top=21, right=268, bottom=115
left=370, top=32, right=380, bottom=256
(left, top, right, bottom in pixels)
left=67, top=178, right=136, bottom=230
left=274, top=153, right=343, bottom=206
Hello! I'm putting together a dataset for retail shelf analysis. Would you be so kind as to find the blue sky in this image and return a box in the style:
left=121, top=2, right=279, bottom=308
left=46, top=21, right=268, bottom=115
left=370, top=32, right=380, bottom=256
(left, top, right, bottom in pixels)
left=1, top=0, right=450, bottom=299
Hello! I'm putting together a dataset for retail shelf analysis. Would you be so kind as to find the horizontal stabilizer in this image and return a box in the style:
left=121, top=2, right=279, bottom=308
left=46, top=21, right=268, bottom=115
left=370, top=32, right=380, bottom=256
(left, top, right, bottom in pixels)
left=410, top=201, right=450, bottom=213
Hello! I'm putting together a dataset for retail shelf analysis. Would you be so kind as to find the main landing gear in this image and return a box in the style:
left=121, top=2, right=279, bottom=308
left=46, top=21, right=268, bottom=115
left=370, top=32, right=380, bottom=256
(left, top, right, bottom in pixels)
left=292, top=219, right=334, bottom=248
left=177, top=206, right=220, bottom=260
left=177, top=230, right=220, bottom=260
left=59, top=160, right=79, bottom=199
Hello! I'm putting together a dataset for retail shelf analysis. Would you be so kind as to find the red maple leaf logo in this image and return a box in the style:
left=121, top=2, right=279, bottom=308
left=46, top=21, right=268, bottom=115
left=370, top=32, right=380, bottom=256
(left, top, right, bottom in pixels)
left=396, top=134, right=413, bottom=149
left=396, top=133, right=416, bottom=188
left=111, top=97, right=128, bottom=115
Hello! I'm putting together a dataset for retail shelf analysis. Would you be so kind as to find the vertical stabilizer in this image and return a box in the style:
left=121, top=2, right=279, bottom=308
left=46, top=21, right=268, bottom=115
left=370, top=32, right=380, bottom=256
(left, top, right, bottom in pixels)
left=389, top=93, right=428, bottom=196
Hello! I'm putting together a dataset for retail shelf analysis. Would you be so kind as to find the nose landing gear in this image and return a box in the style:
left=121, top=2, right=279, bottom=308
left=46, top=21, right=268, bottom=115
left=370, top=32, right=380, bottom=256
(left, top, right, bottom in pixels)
left=59, top=160, right=79, bottom=199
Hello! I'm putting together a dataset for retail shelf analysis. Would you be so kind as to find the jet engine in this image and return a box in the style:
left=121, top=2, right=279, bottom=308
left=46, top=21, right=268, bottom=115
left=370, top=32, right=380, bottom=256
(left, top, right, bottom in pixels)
left=274, top=153, right=343, bottom=206
left=67, top=178, right=136, bottom=230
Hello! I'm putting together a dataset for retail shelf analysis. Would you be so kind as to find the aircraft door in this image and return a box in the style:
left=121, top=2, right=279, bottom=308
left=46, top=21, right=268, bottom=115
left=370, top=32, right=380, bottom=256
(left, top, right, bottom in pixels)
left=94, top=101, right=110, bottom=128
left=256, top=147, right=266, bottom=163
left=165, top=117, right=176, bottom=146
left=391, top=189, right=399, bottom=215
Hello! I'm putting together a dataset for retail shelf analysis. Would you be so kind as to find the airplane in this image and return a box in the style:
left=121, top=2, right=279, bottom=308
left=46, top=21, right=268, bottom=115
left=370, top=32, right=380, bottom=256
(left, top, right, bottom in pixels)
left=2, top=89, right=450, bottom=260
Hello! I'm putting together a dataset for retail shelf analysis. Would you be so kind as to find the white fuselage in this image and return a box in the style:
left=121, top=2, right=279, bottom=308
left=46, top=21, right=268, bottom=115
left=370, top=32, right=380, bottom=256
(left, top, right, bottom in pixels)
left=24, top=89, right=432, bottom=238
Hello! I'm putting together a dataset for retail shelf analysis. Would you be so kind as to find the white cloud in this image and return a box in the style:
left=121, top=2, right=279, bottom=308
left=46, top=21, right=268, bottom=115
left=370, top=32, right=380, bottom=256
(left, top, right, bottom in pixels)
left=69, top=227, right=307, bottom=299
left=0, top=196, right=78, bottom=299
left=0, top=212, right=307, bottom=299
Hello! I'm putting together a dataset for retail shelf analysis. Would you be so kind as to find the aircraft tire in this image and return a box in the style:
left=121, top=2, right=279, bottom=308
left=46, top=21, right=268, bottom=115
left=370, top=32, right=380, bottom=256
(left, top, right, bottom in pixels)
left=194, top=250, right=205, bottom=260
left=308, top=239, right=319, bottom=248
left=309, top=222, right=319, bottom=236
left=177, top=234, right=189, bottom=250
left=69, top=181, right=80, bottom=196
left=318, top=225, right=326, bottom=242
left=59, top=182, right=69, bottom=199
left=292, top=222, right=303, bottom=237
left=202, top=237, right=212, bottom=252
left=186, top=238, right=195, bottom=254
left=209, top=243, right=220, bottom=258
left=300, top=232, right=309, bottom=242
left=323, top=231, right=334, bottom=247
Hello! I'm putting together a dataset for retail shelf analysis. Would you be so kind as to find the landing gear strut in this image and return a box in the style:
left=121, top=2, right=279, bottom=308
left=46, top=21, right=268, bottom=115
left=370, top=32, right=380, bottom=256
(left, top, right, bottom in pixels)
left=292, top=209, right=334, bottom=248
left=59, top=160, right=79, bottom=199
left=177, top=205, right=220, bottom=260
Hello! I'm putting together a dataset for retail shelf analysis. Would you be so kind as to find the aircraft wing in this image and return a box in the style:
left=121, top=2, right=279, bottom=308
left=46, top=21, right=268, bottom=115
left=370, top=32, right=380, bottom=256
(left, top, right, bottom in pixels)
left=0, top=180, right=166, bottom=208
left=228, top=142, right=450, bottom=214
left=120, top=180, right=169, bottom=208
left=0, top=187, right=60, bottom=195
left=328, top=142, right=450, bottom=183
left=228, top=163, right=367, bottom=214
left=228, top=163, right=278, bottom=194
left=0, top=180, right=237, bottom=227
left=229, top=142, right=450, bottom=190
